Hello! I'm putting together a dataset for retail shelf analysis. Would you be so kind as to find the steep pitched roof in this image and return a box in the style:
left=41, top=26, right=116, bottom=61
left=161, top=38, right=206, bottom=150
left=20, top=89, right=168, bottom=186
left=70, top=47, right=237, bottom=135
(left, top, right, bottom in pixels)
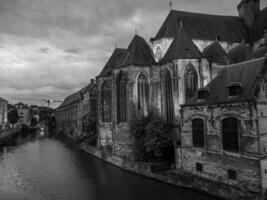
left=183, top=57, right=267, bottom=106
left=202, top=41, right=228, bottom=65
left=117, top=34, right=155, bottom=68
left=160, top=27, right=202, bottom=63
left=98, top=48, right=127, bottom=77
left=252, top=7, right=267, bottom=42
left=153, top=10, right=250, bottom=43
left=228, top=43, right=252, bottom=64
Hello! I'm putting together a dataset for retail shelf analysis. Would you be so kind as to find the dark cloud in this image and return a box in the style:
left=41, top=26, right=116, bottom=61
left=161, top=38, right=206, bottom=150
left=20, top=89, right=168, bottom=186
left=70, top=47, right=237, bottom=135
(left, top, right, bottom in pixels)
left=0, top=0, right=266, bottom=106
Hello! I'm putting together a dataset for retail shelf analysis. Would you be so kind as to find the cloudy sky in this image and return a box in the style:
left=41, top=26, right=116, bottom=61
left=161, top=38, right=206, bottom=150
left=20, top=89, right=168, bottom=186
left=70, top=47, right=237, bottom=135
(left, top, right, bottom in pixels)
left=0, top=0, right=266, bottom=107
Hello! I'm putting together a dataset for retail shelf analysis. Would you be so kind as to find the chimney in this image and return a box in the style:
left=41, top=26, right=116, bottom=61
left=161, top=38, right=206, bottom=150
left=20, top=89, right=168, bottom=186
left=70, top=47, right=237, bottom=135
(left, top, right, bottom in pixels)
left=237, top=0, right=260, bottom=27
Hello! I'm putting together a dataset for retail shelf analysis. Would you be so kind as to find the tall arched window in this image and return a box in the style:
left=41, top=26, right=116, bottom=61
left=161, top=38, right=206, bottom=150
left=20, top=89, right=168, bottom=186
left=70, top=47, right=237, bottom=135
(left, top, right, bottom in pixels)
left=156, top=46, right=162, bottom=61
left=222, top=118, right=239, bottom=152
left=137, top=73, right=149, bottom=115
left=184, top=64, right=198, bottom=101
left=163, top=69, right=174, bottom=122
left=101, top=81, right=112, bottom=122
left=117, top=72, right=127, bottom=123
left=192, top=118, right=204, bottom=148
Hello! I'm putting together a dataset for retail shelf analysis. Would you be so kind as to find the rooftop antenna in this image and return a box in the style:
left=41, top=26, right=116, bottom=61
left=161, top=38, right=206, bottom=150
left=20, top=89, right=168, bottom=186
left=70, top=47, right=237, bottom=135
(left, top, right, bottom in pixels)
left=169, top=0, right=173, bottom=10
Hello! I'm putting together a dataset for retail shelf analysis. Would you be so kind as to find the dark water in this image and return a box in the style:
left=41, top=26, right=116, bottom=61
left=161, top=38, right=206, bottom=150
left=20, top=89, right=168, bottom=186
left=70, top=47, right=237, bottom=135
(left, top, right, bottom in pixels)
left=0, top=133, right=217, bottom=200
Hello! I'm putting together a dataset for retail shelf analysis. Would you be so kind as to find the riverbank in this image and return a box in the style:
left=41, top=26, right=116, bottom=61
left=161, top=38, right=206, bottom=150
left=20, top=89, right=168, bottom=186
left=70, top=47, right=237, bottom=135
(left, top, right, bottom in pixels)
left=0, top=128, right=21, bottom=145
left=78, top=142, right=263, bottom=200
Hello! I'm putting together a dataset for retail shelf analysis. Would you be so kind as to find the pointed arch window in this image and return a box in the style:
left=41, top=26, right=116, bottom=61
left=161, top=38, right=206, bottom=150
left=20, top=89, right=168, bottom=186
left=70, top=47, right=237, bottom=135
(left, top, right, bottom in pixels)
left=222, top=117, right=239, bottom=152
left=137, top=73, right=149, bottom=115
left=117, top=72, right=127, bottom=123
left=163, top=69, right=174, bottom=122
left=156, top=46, right=162, bottom=61
left=184, top=64, right=198, bottom=101
left=101, top=81, right=112, bottom=122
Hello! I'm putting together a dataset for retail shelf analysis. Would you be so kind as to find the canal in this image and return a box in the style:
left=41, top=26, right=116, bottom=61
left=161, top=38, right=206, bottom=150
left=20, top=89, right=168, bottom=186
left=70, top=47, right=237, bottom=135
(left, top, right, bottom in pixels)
left=0, top=133, right=217, bottom=200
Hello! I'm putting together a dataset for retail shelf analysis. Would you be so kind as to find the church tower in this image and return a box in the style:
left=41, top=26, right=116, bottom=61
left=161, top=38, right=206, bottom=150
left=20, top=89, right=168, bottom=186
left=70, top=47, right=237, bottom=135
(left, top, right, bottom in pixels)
left=237, top=0, right=260, bottom=27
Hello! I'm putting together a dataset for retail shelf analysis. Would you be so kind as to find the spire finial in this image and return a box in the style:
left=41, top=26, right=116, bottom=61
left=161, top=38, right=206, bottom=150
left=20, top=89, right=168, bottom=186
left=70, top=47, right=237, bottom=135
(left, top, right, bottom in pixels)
left=169, top=1, right=173, bottom=10
left=134, top=28, right=138, bottom=35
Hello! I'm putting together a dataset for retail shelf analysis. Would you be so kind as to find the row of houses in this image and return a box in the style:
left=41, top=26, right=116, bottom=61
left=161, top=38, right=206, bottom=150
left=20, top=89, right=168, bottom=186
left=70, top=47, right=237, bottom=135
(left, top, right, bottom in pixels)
left=55, top=0, right=267, bottom=196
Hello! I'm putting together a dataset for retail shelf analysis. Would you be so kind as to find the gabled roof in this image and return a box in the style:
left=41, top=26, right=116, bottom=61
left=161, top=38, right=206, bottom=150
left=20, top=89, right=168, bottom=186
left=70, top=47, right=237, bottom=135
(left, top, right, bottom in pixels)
left=228, top=43, right=252, bottom=64
left=160, top=27, right=202, bottom=63
left=117, top=34, right=155, bottom=68
left=202, top=41, right=228, bottom=65
left=252, top=7, right=267, bottom=42
left=183, top=57, right=267, bottom=106
left=57, top=81, right=96, bottom=109
left=98, top=48, right=127, bottom=77
left=153, top=10, right=250, bottom=43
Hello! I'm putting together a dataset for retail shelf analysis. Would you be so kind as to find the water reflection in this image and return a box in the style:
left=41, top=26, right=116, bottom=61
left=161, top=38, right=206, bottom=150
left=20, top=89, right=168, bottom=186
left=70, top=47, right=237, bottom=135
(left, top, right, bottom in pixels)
left=0, top=134, right=218, bottom=200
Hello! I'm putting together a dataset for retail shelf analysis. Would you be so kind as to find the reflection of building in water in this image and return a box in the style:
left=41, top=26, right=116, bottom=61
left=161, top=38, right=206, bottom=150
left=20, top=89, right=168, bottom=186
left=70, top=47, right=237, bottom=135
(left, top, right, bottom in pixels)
left=0, top=98, right=8, bottom=130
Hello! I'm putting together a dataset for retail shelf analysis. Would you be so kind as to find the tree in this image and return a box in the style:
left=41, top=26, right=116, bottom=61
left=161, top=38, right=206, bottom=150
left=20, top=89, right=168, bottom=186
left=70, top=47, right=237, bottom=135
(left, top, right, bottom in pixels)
left=129, top=106, right=174, bottom=162
left=8, top=109, right=19, bottom=125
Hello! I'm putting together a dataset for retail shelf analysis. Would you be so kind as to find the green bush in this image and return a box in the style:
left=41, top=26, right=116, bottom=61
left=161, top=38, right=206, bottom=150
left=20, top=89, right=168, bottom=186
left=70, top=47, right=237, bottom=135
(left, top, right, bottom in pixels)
left=129, top=106, right=174, bottom=162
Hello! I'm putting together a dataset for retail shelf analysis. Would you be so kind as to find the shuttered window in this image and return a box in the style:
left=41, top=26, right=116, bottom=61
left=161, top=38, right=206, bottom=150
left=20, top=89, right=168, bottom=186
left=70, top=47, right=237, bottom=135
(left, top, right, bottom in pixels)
left=222, top=118, right=239, bottom=152
left=192, top=118, right=204, bottom=148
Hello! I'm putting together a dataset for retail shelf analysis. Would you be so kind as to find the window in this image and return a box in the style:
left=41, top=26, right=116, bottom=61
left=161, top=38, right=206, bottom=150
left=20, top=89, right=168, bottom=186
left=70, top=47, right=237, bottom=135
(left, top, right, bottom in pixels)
left=228, top=169, right=237, bottom=180
left=156, top=46, right=162, bottom=61
left=227, top=82, right=242, bottom=97
left=222, top=118, right=239, bottom=152
left=192, top=119, right=205, bottom=148
left=101, top=81, right=112, bottom=122
left=137, top=73, right=149, bottom=115
left=184, top=64, right=198, bottom=101
left=117, top=72, right=127, bottom=123
left=163, top=69, right=174, bottom=122
left=196, top=163, right=203, bottom=172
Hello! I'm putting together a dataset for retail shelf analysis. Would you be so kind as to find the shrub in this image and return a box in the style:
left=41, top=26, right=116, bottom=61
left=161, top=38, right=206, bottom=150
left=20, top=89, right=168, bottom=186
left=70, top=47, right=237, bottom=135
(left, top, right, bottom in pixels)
left=129, top=106, right=174, bottom=162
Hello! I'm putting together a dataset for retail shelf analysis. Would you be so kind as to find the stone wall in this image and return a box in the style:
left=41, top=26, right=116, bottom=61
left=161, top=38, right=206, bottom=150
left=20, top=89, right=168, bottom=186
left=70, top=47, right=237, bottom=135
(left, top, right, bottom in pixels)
left=178, top=102, right=263, bottom=192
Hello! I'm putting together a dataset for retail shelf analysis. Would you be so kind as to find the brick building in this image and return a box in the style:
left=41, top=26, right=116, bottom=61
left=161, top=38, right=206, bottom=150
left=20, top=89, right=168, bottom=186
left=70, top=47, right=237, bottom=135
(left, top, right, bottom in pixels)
left=96, top=0, right=267, bottom=159
left=55, top=80, right=96, bottom=140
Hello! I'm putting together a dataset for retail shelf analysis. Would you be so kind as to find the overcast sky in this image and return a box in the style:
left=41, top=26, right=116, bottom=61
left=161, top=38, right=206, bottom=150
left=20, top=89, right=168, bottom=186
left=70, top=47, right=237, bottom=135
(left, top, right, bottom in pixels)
left=0, top=0, right=266, bottom=107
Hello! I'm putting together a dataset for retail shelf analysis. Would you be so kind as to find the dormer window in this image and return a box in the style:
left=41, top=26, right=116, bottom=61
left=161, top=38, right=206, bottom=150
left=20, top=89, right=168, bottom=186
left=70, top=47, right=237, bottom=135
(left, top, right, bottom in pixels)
left=227, top=82, right=243, bottom=97
left=197, top=88, right=209, bottom=100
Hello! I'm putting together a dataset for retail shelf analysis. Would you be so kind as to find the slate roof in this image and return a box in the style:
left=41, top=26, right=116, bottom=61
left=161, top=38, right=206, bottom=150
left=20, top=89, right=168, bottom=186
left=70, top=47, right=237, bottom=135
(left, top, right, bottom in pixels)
left=98, top=48, right=127, bottom=77
left=117, top=34, right=155, bottom=68
left=57, top=82, right=96, bottom=109
left=252, top=45, right=267, bottom=59
left=228, top=43, right=252, bottom=64
left=160, top=27, right=202, bottom=63
left=202, top=41, right=228, bottom=65
left=252, top=7, right=267, bottom=42
left=183, top=57, right=267, bottom=106
left=153, top=10, right=250, bottom=43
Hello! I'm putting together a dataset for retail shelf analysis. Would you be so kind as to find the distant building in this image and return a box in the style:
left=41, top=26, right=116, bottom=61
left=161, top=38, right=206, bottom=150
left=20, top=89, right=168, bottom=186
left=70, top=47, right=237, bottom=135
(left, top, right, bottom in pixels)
left=55, top=80, right=96, bottom=140
left=15, top=103, right=30, bottom=125
left=0, top=98, right=8, bottom=130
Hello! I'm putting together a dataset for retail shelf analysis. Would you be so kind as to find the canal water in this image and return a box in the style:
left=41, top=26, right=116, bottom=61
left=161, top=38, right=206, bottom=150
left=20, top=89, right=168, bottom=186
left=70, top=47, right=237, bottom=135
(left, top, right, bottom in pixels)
left=0, top=133, right=217, bottom=200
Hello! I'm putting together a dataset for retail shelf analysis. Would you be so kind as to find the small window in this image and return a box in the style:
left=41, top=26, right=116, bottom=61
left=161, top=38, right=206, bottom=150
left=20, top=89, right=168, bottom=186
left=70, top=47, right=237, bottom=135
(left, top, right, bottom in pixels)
left=227, top=82, right=243, bottom=97
left=196, top=163, right=203, bottom=172
left=192, top=119, right=205, bottom=148
left=197, top=88, right=209, bottom=100
left=228, top=169, right=237, bottom=180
